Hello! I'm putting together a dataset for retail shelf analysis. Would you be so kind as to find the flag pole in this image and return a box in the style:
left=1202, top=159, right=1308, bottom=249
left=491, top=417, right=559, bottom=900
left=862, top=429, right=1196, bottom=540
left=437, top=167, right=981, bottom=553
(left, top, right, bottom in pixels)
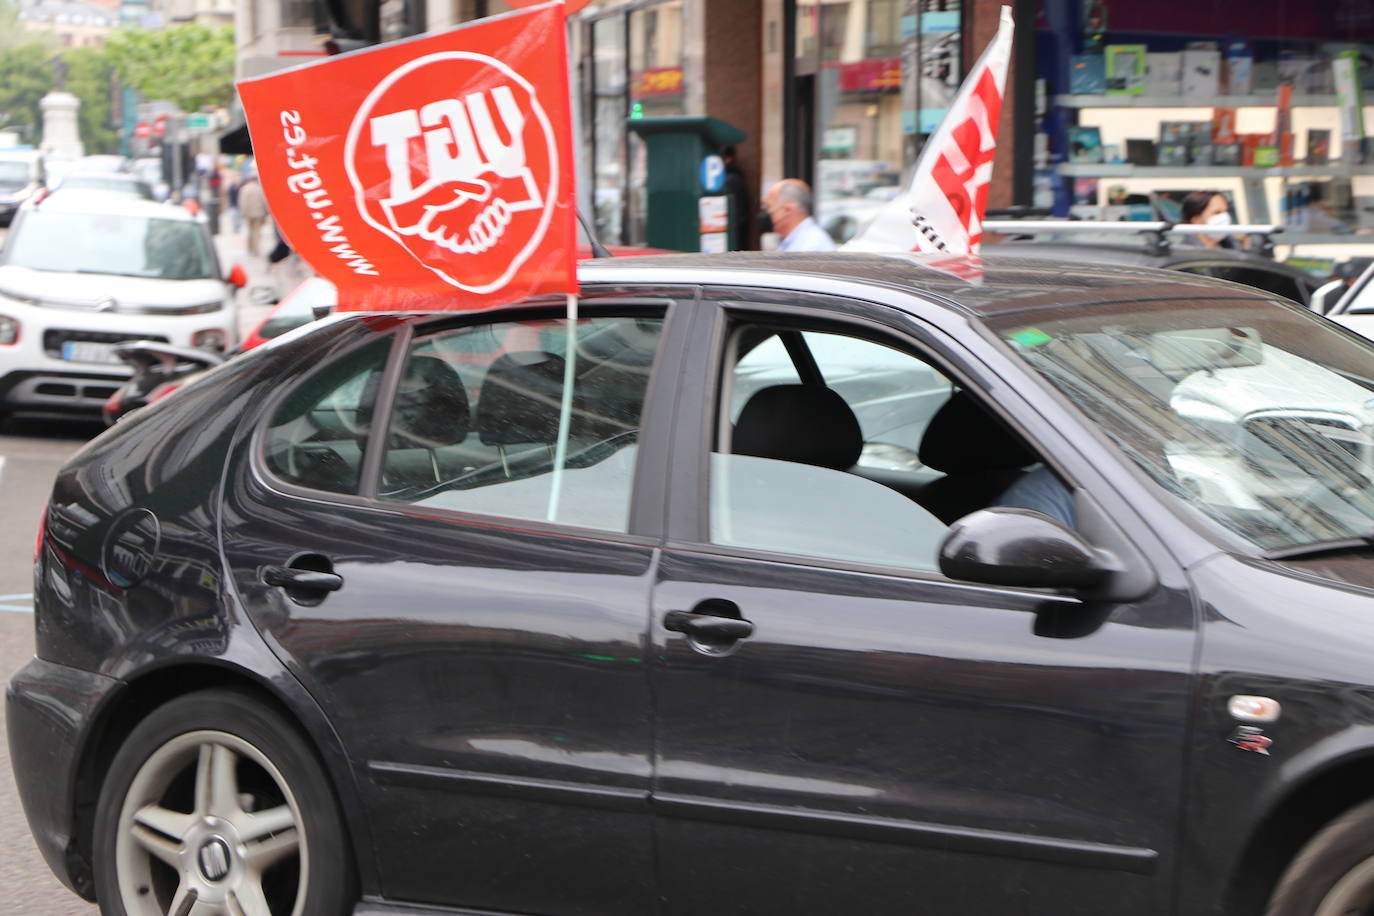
left=547, top=291, right=578, bottom=522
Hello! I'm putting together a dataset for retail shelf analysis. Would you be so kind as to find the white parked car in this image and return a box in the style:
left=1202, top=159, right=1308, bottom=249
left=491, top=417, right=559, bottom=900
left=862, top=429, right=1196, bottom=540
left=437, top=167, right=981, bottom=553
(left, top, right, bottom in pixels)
left=0, top=149, right=45, bottom=226
left=1327, top=260, right=1374, bottom=341
left=0, top=191, right=245, bottom=423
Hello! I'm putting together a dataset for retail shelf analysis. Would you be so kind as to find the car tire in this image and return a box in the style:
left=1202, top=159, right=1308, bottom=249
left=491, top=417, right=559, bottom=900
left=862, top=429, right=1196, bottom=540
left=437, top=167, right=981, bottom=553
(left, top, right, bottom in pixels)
left=1266, top=799, right=1374, bottom=916
left=92, top=688, right=356, bottom=916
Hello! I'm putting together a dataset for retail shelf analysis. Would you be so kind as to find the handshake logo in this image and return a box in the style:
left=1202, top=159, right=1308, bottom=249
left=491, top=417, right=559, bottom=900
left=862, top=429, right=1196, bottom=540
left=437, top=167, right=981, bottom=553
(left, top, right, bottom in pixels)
left=346, top=52, right=558, bottom=294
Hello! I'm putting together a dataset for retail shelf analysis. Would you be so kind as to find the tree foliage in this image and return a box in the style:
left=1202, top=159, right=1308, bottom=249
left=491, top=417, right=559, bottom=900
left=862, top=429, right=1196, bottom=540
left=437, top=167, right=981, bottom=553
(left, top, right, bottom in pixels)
left=105, top=24, right=235, bottom=113
left=64, top=46, right=119, bottom=154
left=0, top=43, right=53, bottom=143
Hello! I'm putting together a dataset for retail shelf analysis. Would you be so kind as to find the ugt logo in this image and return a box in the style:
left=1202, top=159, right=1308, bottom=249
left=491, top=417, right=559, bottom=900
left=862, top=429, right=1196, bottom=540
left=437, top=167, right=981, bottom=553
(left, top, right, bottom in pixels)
left=345, top=52, right=558, bottom=294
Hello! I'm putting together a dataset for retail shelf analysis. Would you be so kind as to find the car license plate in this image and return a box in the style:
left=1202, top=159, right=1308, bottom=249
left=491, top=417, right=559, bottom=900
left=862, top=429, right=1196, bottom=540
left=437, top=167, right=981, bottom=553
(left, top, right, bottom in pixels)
left=61, top=341, right=122, bottom=364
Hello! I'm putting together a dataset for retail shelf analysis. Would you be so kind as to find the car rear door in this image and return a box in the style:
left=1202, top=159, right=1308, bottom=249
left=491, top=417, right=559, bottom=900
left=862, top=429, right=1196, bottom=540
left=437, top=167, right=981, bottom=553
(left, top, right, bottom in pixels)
left=649, top=287, right=1197, bottom=915
left=220, top=294, right=690, bottom=914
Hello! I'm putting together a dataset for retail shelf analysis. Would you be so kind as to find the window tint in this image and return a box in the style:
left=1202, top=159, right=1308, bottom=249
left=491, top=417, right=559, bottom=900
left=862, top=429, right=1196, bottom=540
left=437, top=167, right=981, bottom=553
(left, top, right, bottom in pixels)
left=262, top=337, right=393, bottom=494
left=378, top=314, right=663, bottom=534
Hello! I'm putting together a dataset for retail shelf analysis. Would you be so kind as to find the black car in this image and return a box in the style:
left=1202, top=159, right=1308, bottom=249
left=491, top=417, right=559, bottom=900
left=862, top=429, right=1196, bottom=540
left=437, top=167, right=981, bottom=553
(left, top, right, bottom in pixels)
left=984, top=223, right=1322, bottom=307
left=14, top=253, right=1374, bottom=916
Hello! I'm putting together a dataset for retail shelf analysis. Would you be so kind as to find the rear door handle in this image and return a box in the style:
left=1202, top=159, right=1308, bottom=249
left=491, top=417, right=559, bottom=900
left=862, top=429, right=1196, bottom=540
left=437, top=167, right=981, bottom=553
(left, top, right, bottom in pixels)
left=663, top=610, right=754, bottom=640
left=262, top=567, right=343, bottom=592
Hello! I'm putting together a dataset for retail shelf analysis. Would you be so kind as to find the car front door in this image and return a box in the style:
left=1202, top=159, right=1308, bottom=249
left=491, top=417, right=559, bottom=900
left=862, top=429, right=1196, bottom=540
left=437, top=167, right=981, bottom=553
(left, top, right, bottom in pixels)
left=220, top=297, right=689, bottom=914
left=649, top=288, right=1197, bottom=915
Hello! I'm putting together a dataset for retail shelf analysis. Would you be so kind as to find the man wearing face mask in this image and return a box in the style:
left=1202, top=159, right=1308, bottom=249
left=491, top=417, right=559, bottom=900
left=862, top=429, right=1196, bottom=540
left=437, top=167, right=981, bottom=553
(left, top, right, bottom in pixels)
left=759, top=179, right=837, bottom=252
left=1179, top=190, right=1238, bottom=249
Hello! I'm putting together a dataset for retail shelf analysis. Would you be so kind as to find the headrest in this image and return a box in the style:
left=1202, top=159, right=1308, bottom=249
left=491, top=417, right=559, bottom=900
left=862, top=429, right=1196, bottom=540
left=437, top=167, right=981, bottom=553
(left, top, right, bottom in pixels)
left=476, top=351, right=566, bottom=447
left=391, top=355, right=469, bottom=447
left=733, top=384, right=862, bottom=471
left=919, top=390, right=1037, bottom=473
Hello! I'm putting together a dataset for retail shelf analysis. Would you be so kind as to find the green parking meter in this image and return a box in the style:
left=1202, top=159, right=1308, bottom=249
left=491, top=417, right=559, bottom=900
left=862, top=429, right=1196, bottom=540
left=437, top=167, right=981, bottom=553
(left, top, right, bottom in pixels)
left=626, top=116, right=746, bottom=253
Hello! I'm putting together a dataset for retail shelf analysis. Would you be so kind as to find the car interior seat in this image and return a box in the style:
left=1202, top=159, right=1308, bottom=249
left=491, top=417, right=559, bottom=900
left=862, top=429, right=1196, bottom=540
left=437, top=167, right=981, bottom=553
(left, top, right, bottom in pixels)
left=382, top=355, right=471, bottom=486
left=475, top=351, right=568, bottom=477
left=914, top=390, right=1039, bottom=524
left=732, top=383, right=863, bottom=470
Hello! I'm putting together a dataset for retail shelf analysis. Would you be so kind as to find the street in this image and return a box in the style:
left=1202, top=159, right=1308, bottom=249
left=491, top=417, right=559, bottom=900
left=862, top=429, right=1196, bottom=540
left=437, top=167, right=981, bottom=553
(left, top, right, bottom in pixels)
left=0, top=419, right=99, bottom=915
left=0, top=222, right=273, bottom=915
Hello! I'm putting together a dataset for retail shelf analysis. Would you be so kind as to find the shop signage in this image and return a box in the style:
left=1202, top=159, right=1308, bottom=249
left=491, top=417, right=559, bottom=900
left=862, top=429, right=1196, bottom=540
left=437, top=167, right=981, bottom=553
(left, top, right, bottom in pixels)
left=700, top=154, right=724, bottom=193
left=837, top=58, right=901, bottom=92
left=633, top=67, right=683, bottom=98
left=237, top=3, right=578, bottom=311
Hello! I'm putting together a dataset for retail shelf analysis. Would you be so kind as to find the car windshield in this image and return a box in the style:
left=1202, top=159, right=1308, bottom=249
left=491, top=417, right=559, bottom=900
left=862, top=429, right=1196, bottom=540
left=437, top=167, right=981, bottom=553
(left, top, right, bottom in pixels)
left=5, top=209, right=214, bottom=280
left=0, top=161, right=33, bottom=184
left=987, top=296, right=1374, bottom=552
left=58, top=175, right=153, bottom=199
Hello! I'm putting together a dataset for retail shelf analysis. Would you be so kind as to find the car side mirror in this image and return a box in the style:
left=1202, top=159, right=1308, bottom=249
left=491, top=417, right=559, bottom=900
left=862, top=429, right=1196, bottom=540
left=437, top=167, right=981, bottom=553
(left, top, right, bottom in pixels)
left=938, top=508, right=1120, bottom=591
left=227, top=264, right=248, bottom=289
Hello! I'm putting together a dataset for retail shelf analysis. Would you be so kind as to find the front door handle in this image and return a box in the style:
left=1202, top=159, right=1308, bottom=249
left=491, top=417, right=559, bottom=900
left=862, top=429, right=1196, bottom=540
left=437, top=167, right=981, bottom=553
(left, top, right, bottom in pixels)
left=262, top=567, right=343, bottom=591
left=663, top=610, right=754, bottom=641
left=663, top=601, right=754, bottom=656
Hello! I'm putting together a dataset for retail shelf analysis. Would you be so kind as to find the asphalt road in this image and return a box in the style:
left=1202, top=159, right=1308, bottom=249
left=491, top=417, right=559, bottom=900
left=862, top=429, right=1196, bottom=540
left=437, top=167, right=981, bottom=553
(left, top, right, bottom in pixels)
left=1, top=418, right=102, bottom=915
left=0, top=216, right=281, bottom=914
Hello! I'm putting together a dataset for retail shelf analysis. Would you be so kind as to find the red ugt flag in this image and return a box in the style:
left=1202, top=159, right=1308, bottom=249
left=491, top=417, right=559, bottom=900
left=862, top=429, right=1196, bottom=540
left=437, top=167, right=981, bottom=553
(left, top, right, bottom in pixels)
left=237, top=2, right=577, bottom=311
left=844, top=6, right=1013, bottom=256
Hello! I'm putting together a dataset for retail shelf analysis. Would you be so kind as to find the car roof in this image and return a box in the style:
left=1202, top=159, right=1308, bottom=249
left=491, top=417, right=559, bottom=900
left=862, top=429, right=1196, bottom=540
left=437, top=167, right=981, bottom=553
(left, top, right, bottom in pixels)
left=30, top=191, right=194, bottom=221
left=575, top=251, right=1262, bottom=320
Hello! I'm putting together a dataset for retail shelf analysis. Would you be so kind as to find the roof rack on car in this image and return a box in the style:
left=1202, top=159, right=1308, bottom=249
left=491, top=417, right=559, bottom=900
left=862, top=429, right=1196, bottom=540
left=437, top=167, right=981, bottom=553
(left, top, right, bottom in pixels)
left=983, top=219, right=1284, bottom=260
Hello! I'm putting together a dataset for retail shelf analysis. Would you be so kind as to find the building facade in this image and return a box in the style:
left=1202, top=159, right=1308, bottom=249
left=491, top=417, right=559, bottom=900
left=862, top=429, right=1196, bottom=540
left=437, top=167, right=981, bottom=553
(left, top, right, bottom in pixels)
left=233, top=0, right=1374, bottom=259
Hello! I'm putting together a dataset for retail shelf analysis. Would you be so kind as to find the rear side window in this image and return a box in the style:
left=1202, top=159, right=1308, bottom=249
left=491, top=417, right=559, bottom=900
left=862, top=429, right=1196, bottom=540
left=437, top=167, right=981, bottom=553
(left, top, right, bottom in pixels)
left=377, top=314, right=664, bottom=534
left=262, top=337, right=393, bottom=494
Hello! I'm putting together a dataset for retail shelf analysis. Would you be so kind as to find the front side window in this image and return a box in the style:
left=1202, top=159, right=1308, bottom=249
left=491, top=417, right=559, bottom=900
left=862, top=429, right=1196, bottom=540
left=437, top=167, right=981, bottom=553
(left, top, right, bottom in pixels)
left=378, top=314, right=664, bottom=534
left=990, top=296, right=1374, bottom=552
left=7, top=210, right=214, bottom=280
left=712, top=323, right=1053, bottom=571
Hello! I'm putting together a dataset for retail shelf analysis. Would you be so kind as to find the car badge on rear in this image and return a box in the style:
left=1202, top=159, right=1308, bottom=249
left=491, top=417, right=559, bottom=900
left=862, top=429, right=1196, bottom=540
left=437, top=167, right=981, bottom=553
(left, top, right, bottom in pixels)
left=94, top=296, right=117, bottom=312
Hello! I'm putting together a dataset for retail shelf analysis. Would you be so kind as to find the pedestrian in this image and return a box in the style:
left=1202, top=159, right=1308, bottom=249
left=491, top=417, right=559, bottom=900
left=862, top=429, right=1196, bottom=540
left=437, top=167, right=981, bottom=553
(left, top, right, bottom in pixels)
left=237, top=173, right=270, bottom=257
left=1178, top=190, right=1236, bottom=250
left=760, top=178, right=836, bottom=252
left=721, top=145, right=749, bottom=251
left=227, top=175, right=242, bottom=232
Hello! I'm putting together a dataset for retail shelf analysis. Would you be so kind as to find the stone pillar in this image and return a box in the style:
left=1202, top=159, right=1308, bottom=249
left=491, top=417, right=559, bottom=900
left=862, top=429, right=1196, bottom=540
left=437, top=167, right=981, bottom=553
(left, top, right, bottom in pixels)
left=40, top=91, right=84, bottom=160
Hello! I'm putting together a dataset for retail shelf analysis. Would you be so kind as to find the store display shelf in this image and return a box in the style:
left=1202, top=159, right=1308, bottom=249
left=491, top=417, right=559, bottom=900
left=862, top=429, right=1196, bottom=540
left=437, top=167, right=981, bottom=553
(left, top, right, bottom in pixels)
left=1278, top=233, right=1374, bottom=246
left=1055, top=94, right=1343, bottom=109
left=1058, top=163, right=1374, bottom=178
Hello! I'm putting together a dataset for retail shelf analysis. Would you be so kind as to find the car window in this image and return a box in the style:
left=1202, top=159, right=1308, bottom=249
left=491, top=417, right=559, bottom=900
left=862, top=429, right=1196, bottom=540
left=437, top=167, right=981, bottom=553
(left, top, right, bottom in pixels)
left=5, top=209, right=214, bottom=279
left=1342, top=278, right=1374, bottom=316
left=732, top=330, right=953, bottom=471
left=376, top=314, right=664, bottom=534
left=990, top=298, right=1374, bottom=552
left=262, top=338, right=393, bottom=494
left=715, top=323, right=1059, bottom=571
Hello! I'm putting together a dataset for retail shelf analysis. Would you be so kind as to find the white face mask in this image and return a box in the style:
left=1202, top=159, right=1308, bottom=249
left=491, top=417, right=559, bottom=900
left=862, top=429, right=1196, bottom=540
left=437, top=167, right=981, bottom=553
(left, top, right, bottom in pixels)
left=1205, top=210, right=1233, bottom=241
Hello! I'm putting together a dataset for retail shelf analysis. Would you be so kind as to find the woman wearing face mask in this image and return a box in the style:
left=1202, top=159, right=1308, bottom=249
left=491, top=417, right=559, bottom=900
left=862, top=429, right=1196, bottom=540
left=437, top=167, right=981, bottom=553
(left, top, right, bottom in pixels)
left=1179, top=190, right=1237, bottom=249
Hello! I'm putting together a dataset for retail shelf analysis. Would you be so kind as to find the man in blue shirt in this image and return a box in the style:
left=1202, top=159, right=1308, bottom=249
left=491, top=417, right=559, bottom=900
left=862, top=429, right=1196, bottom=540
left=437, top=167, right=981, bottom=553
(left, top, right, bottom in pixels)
left=762, top=179, right=837, bottom=252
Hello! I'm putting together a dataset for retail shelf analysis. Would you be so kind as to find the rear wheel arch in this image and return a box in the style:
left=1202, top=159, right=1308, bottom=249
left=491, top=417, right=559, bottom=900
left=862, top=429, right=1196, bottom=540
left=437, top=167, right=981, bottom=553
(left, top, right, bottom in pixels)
left=1226, top=754, right=1374, bottom=913
left=70, top=661, right=371, bottom=901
